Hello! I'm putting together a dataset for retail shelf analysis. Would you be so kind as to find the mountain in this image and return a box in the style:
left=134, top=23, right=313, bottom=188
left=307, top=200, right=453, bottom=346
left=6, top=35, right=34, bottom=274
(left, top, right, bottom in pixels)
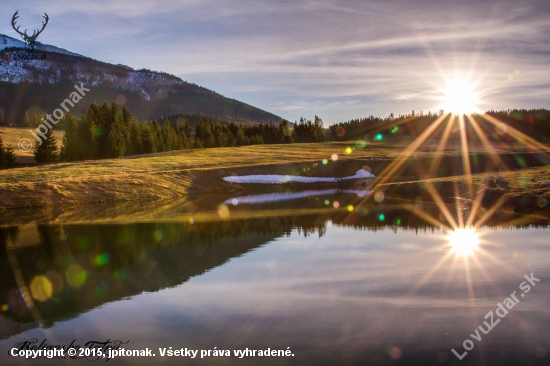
left=0, top=34, right=282, bottom=125
left=1, top=33, right=83, bottom=57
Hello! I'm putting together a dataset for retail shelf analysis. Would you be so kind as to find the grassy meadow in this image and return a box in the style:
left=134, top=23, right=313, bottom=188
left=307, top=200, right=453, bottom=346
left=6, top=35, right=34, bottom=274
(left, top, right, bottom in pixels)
left=1, top=126, right=549, bottom=212
left=0, top=127, right=64, bottom=164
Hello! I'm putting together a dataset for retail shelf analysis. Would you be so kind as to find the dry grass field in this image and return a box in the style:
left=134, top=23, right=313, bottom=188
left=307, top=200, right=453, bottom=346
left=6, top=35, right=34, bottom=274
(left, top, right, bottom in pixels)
left=1, top=126, right=549, bottom=210
left=0, top=127, right=64, bottom=164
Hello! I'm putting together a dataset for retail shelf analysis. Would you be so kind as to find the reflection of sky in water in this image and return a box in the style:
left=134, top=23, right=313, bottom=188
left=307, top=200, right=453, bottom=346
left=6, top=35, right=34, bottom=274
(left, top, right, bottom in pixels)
left=1, top=222, right=548, bottom=365
left=225, top=189, right=371, bottom=205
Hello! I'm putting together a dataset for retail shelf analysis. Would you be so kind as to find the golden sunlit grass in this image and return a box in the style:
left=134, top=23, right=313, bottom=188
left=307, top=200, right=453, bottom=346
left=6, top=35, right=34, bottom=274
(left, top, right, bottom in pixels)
left=2, top=132, right=535, bottom=185
left=0, top=127, right=64, bottom=163
left=0, top=138, right=422, bottom=209
left=1, top=129, right=549, bottom=210
left=1, top=112, right=550, bottom=212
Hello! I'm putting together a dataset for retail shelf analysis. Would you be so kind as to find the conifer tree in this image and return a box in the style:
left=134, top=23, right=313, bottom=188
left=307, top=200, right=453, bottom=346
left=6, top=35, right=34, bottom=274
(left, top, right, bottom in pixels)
left=94, top=102, right=114, bottom=159
left=195, top=118, right=216, bottom=148
left=178, top=125, right=190, bottom=149
left=235, top=127, right=247, bottom=146
left=0, top=135, right=17, bottom=168
left=23, top=112, right=31, bottom=127
left=3, top=145, right=17, bottom=168
left=177, top=117, right=192, bottom=141
left=121, top=106, right=137, bottom=154
left=226, top=129, right=236, bottom=147
left=0, top=136, right=4, bottom=167
left=161, top=119, right=175, bottom=151
left=33, top=128, right=58, bottom=163
left=60, top=113, right=79, bottom=161
left=280, top=120, right=295, bottom=144
left=78, top=112, right=96, bottom=160
left=127, top=121, right=141, bottom=155
left=150, top=120, right=162, bottom=152
left=214, top=128, right=227, bottom=147
left=108, top=120, right=127, bottom=157
left=194, top=138, right=203, bottom=149
left=122, top=106, right=133, bottom=128
left=33, top=114, right=40, bottom=127
left=139, top=123, right=156, bottom=154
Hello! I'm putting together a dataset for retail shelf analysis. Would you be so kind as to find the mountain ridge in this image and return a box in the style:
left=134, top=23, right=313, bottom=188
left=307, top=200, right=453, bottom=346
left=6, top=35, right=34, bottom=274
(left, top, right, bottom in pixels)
left=0, top=34, right=282, bottom=125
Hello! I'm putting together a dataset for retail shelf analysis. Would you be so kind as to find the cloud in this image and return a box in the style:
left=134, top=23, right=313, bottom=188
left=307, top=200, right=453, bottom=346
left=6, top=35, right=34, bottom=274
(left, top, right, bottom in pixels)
left=1, top=0, right=549, bottom=123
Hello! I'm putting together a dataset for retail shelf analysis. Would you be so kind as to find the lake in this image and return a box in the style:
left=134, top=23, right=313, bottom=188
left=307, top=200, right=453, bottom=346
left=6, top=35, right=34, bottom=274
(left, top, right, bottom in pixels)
left=1, top=191, right=549, bottom=365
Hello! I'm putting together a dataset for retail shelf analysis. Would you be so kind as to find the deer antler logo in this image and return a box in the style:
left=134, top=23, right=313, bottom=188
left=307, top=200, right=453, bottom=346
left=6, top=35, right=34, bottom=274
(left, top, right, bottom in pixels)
left=11, top=10, right=49, bottom=53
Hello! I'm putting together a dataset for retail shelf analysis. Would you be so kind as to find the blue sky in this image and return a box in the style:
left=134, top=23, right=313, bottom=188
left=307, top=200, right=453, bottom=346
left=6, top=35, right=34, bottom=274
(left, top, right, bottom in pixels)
left=2, top=0, right=550, bottom=124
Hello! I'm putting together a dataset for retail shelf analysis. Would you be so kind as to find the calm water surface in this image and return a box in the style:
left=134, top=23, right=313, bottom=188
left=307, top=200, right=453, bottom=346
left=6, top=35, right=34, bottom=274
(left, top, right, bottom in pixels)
left=0, top=192, right=549, bottom=365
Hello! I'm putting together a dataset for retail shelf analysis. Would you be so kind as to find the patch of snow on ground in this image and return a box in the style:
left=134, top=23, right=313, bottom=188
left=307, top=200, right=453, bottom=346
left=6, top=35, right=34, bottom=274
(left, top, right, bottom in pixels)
left=223, top=169, right=376, bottom=184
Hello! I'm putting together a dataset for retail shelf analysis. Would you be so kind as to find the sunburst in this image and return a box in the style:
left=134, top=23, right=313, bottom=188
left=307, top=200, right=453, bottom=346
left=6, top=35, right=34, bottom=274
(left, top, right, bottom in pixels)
left=448, top=228, right=480, bottom=257
left=440, top=80, right=480, bottom=115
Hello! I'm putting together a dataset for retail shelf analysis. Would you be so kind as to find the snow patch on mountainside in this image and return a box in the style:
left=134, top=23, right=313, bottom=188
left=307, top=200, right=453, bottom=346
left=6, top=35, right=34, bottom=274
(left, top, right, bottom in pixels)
left=0, top=33, right=82, bottom=57
left=0, top=39, right=184, bottom=101
left=1, top=34, right=23, bottom=50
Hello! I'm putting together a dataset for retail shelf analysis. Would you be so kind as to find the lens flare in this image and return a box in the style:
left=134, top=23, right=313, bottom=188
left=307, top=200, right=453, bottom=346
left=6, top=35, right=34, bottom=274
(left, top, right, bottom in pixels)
left=154, top=229, right=164, bottom=241
left=66, top=264, right=88, bottom=288
left=448, top=228, right=480, bottom=256
left=94, top=253, right=110, bottom=266
left=218, top=204, right=230, bottom=219
left=30, top=275, right=53, bottom=302
left=441, top=80, right=479, bottom=115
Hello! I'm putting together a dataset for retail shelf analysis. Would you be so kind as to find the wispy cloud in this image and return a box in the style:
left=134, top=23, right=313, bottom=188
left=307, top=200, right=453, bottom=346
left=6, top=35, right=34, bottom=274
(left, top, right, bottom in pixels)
left=1, top=0, right=549, bottom=123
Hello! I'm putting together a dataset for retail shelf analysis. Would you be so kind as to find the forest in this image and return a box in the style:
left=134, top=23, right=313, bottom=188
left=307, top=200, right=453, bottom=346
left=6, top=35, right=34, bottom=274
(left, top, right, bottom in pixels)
left=1, top=104, right=549, bottom=167
left=20, top=102, right=326, bottom=164
left=329, top=109, right=550, bottom=143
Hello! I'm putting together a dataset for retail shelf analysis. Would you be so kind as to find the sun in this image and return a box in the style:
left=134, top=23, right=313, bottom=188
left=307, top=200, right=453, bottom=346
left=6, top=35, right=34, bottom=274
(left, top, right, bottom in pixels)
left=441, top=80, right=479, bottom=115
left=448, top=228, right=480, bottom=257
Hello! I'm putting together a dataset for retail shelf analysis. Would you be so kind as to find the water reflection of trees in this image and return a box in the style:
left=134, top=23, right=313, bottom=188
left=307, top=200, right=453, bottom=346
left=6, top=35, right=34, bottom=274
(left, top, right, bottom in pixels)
left=0, top=207, right=547, bottom=338
left=0, top=216, right=327, bottom=337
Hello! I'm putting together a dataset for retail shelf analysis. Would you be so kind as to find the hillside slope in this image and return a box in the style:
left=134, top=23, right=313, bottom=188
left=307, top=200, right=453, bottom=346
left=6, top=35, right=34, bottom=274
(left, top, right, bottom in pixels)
left=0, top=34, right=282, bottom=124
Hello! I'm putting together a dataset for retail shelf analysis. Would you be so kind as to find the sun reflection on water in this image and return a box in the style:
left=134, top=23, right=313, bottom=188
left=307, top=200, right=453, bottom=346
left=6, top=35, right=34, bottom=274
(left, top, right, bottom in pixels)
left=448, top=228, right=480, bottom=257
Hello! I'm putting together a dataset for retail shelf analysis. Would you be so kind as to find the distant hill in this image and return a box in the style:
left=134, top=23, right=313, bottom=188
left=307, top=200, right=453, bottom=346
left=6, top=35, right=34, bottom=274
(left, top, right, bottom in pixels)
left=0, top=34, right=282, bottom=125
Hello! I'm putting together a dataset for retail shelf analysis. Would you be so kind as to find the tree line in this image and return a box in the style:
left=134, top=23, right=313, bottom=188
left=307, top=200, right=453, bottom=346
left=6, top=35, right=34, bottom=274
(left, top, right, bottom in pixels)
left=32, top=102, right=326, bottom=163
left=329, top=109, right=550, bottom=143
left=10, top=102, right=549, bottom=167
